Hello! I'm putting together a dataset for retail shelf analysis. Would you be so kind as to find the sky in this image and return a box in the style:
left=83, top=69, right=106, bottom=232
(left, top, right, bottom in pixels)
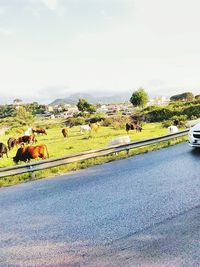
left=0, top=0, right=200, bottom=104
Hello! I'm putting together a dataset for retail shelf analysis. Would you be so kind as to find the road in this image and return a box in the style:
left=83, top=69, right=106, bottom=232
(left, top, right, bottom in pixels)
left=0, top=142, right=200, bottom=266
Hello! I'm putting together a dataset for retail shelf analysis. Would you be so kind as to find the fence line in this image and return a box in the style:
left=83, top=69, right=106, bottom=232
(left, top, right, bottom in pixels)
left=0, top=129, right=189, bottom=178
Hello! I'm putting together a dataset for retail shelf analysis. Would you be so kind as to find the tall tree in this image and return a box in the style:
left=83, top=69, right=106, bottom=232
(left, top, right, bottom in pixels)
left=130, top=88, right=149, bottom=108
left=77, top=98, right=96, bottom=113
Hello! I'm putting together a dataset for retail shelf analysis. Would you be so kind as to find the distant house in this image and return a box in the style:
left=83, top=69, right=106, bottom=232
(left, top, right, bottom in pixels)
left=56, top=106, right=79, bottom=118
left=47, top=106, right=54, bottom=112
left=96, top=103, right=133, bottom=115
left=67, top=106, right=79, bottom=113
left=148, top=96, right=170, bottom=106
left=96, top=105, right=108, bottom=113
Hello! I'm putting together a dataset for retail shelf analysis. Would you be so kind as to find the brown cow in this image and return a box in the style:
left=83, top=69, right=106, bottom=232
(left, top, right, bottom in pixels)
left=126, top=123, right=142, bottom=133
left=32, top=128, right=47, bottom=135
left=0, top=142, right=8, bottom=158
left=7, top=137, right=17, bottom=150
left=61, top=128, right=68, bottom=138
left=13, top=144, right=49, bottom=164
left=126, top=122, right=136, bottom=133
left=16, top=135, right=37, bottom=145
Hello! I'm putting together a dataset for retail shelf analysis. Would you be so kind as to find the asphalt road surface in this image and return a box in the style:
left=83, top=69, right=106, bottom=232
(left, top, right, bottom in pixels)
left=1, top=142, right=200, bottom=267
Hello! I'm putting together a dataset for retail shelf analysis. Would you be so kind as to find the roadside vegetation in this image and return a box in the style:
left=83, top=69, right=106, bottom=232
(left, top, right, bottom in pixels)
left=0, top=121, right=187, bottom=187
left=0, top=89, right=199, bottom=187
left=0, top=122, right=168, bottom=168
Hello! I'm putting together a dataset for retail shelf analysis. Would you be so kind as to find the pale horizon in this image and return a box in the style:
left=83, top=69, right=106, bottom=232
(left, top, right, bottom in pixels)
left=0, top=0, right=200, bottom=104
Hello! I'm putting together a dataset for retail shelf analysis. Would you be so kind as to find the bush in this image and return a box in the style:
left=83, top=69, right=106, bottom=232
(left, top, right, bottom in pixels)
left=161, top=115, right=188, bottom=128
left=86, top=113, right=106, bottom=123
left=102, top=115, right=130, bottom=129
left=5, top=127, right=26, bottom=136
left=191, top=115, right=198, bottom=120
left=143, top=101, right=200, bottom=123
left=66, top=117, right=86, bottom=126
left=144, top=107, right=176, bottom=122
left=161, top=120, right=174, bottom=128
left=183, top=104, right=200, bottom=119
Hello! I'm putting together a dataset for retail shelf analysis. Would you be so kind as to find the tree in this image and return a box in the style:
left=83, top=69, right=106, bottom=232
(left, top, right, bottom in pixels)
left=130, top=88, right=149, bottom=108
left=0, top=104, right=16, bottom=118
left=77, top=98, right=96, bottom=114
left=15, top=106, right=34, bottom=126
left=26, top=102, right=46, bottom=115
left=170, top=92, right=194, bottom=102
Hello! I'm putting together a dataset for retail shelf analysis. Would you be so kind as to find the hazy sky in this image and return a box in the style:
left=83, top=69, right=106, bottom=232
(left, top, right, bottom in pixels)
left=0, top=0, right=200, bottom=103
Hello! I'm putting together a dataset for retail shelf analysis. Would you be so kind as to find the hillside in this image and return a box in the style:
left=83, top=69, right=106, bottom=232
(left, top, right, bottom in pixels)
left=50, top=92, right=131, bottom=105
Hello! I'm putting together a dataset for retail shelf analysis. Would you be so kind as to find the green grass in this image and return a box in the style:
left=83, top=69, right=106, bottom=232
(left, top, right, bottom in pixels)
left=0, top=122, right=187, bottom=187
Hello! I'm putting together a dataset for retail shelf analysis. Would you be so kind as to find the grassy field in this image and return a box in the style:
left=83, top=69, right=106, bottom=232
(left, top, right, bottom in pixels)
left=0, top=122, right=187, bottom=186
left=0, top=122, right=168, bottom=167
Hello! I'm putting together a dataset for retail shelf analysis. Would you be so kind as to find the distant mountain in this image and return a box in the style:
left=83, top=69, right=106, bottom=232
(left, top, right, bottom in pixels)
left=50, top=92, right=131, bottom=105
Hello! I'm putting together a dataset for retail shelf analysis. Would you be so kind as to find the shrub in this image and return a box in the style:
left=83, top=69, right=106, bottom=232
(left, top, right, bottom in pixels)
left=86, top=113, right=106, bottom=123
left=143, top=101, right=200, bottom=123
left=66, top=117, right=86, bottom=126
left=102, top=115, right=130, bottom=128
left=5, top=127, right=26, bottom=136
left=144, top=107, right=176, bottom=122
left=161, top=115, right=188, bottom=128
left=161, top=120, right=174, bottom=128
left=183, top=104, right=200, bottom=119
left=191, top=115, right=198, bottom=120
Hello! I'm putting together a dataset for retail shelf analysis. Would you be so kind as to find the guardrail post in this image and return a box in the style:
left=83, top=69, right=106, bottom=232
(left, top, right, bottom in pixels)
left=30, top=171, right=35, bottom=180
left=126, top=149, right=129, bottom=156
left=28, top=165, right=36, bottom=180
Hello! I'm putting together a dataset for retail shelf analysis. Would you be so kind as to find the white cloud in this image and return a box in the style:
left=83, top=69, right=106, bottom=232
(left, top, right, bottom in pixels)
left=0, top=0, right=200, bottom=103
left=28, top=0, right=65, bottom=17
left=0, top=7, right=5, bottom=15
left=100, top=9, right=112, bottom=21
left=42, top=0, right=58, bottom=10
left=29, top=0, right=59, bottom=10
left=0, top=28, right=14, bottom=36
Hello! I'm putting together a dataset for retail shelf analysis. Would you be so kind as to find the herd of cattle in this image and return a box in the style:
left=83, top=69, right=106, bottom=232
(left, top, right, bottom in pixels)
left=0, top=122, right=145, bottom=164
left=0, top=121, right=179, bottom=165
left=0, top=127, right=49, bottom=163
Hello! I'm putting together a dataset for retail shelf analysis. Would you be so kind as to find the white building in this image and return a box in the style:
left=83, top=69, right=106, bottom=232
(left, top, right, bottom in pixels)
left=148, top=96, right=170, bottom=106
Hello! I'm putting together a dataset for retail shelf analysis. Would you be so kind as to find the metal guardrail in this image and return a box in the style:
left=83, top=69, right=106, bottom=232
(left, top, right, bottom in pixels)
left=0, top=129, right=189, bottom=178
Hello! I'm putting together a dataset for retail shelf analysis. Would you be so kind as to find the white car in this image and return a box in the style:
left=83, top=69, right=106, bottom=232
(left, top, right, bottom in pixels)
left=188, top=122, right=200, bottom=147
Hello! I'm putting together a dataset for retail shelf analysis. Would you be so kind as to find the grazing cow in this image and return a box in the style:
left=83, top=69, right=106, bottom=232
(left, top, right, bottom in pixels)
left=126, top=122, right=136, bottom=133
left=62, top=128, right=68, bottom=138
left=168, top=125, right=179, bottom=134
left=0, top=142, right=8, bottom=158
left=108, top=136, right=131, bottom=147
left=80, top=125, right=91, bottom=134
left=135, top=125, right=142, bottom=132
left=126, top=122, right=142, bottom=133
left=13, top=144, right=49, bottom=164
left=32, top=128, right=47, bottom=135
left=7, top=137, right=17, bottom=150
left=89, top=123, right=100, bottom=133
left=16, top=135, right=37, bottom=145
